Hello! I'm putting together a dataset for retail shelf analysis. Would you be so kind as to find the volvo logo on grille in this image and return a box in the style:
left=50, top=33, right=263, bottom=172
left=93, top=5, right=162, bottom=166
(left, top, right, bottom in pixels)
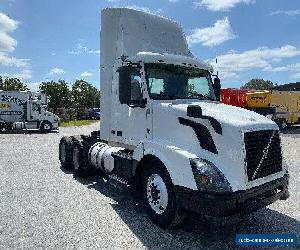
left=251, top=130, right=276, bottom=180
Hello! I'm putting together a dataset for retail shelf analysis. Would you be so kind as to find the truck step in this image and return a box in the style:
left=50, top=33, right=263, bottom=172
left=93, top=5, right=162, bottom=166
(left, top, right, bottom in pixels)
left=108, top=174, right=131, bottom=189
left=111, top=149, right=133, bottom=160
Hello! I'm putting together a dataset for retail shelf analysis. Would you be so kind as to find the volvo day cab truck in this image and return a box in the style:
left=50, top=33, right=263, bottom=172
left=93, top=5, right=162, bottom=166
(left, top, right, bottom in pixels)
left=59, top=8, right=289, bottom=228
left=0, top=91, right=60, bottom=133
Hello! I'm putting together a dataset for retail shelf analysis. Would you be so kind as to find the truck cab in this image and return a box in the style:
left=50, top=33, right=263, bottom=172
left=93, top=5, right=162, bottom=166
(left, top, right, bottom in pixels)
left=59, top=8, right=289, bottom=228
left=30, top=92, right=60, bottom=131
left=0, top=91, right=60, bottom=132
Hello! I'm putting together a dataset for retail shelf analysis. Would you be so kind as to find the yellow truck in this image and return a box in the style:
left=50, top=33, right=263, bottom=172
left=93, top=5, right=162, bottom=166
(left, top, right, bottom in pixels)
left=270, top=91, right=300, bottom=129
left=245, top=90, right=276, bottom=118
left=246, top=90, right=272, bottom=108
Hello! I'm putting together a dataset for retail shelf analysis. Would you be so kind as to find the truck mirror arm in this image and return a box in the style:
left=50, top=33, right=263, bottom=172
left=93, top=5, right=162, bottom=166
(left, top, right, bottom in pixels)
left=127, top=98, right=147, bottom=108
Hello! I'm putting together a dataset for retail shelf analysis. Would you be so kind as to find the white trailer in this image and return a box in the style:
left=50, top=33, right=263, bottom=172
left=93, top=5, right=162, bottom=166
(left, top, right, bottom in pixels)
left=59, top=8, right=289, bottom=228
left=0, top=91, right=60, bottom=133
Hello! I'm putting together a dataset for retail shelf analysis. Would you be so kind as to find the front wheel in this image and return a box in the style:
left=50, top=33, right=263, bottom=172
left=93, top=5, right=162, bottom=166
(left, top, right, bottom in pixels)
left=40, top=121, right=52, bottom=133
left=141, top=159, right=184, bottom=228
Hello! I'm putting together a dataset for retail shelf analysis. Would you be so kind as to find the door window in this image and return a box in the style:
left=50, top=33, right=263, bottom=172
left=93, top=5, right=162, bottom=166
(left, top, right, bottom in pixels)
left=119, top=66, right=143, bottom=105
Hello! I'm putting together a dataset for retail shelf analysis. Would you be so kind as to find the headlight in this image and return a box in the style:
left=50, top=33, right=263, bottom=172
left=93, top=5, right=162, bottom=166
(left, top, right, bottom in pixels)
left=190, top=158, right=232, bottom=193
left=54, top=116, right=60, bottom=122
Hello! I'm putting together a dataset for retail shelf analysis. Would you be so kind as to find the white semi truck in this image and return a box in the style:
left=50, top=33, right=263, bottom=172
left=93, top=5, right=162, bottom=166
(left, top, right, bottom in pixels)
left=0, top=91, right=60, bottom=133
left=59, top=8, right=289, bottom=228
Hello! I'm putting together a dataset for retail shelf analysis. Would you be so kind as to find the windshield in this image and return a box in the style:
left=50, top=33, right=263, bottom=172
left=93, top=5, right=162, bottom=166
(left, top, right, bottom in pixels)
left=145, top=63, right=214, bottom=100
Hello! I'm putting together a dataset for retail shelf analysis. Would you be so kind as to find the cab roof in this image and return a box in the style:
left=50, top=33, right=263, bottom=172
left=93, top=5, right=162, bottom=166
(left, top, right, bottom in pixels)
left=126, top=52, right=213, bottom=72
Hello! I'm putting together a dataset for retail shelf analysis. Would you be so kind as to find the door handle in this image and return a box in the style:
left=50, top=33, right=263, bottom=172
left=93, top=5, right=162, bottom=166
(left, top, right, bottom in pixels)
left=146, top=108, right=150, bottom=117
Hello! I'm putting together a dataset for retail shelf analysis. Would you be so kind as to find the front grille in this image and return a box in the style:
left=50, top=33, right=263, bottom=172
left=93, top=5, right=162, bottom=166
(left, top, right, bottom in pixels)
left=244, top=130, right=282, bottom=181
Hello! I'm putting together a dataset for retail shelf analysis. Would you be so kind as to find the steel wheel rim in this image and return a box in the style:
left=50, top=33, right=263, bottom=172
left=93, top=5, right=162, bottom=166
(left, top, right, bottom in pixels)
left=60, top=143, right=66, bottom=163
left=146, top=174, right=168, bottom=214
left=44, top=123, right=51, bottom=130
left=73, top=148, right=80, bottom=170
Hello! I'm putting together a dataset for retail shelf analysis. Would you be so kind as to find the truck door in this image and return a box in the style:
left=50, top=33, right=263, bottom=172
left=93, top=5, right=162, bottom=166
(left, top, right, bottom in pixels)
left=110, top=65, right=151, bottom=146
left=29, top=100, right=41, bottom=121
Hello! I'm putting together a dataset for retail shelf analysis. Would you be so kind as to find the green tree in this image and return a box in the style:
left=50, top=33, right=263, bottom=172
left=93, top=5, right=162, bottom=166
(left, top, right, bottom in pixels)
left=0, top=77, right=29, bottom=91
left=71, top=80, right=100, bottom=118
left=39, top=80, right=71, bottom=113
left=0, top=76, right=3, bottom=90
left=241, top=79, right=274, bottom=90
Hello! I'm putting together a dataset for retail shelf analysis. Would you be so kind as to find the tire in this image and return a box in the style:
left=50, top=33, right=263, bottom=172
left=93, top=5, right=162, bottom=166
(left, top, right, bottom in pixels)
left=276, top=119, right=287, bottom=130
left=0, top=122, right=5, bottom=133
left=72, top=138, right=95, bottom=177
left=59, top=136, right=75, bottom=170
left=40, top=121, right=52, bottom=133
left=141, top=159, right=184, bottom=228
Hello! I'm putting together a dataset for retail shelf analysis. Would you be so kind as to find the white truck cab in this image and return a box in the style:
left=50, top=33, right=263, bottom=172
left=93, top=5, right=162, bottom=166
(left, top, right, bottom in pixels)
left=59, top=8, right=289, bottom=228
left=0, top=91, right=60, bottom=132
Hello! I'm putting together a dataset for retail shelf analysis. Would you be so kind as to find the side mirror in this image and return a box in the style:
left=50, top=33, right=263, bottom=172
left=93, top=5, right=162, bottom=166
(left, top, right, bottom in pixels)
left=129, top=78, right=146, bottom=108
left=118, top=66, right=131, bottom=104
left=213, top=77, right=221, bottom=101
left=140, top=98, right=147, bottom=108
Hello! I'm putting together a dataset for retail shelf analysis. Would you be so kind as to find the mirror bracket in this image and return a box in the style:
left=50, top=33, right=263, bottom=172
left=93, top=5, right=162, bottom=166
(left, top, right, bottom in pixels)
left=128, top=98, right=147, bottom=108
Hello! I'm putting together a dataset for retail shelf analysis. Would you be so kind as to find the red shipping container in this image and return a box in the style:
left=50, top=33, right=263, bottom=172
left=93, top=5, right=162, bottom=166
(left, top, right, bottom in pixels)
left=220, top=88, right=250, bottom=109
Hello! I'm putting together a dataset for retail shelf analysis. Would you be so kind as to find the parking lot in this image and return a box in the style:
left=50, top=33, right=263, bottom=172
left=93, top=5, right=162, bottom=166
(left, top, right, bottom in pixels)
left=0, top=123, right=299, bottom=249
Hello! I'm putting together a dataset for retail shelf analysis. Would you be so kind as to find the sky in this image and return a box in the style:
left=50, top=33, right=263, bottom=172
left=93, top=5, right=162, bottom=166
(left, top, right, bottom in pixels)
left=0, top=0, right=300, bottom=91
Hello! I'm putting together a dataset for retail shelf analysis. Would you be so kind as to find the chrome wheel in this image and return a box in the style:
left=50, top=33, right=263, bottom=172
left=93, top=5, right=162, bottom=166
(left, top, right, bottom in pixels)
left=147, top=174, right=168, bottom=214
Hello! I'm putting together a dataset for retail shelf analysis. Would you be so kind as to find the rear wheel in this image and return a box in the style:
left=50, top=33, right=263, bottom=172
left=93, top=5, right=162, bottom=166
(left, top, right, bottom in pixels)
left=141, top=159, right=184, bottom=228
left=59, top=136, right=75, bottom=170
left=0, top=122, right=6, bottom=133
left=72, top=139, right=95, bottom=177
left=276, top=119, right=287, bottom=130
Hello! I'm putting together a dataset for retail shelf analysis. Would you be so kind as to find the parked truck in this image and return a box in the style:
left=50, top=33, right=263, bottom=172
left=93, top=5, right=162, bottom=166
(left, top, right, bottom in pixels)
left=270, top=90, right=300, bottom=129
left=220, top=88, right=249, bottom=109
left=59, top=8, right=289, bottom=228
left=0, top=91, right=60, bottom=133
left=221, top=88, right=300, bottom=129
left=221, top=88, right=275, bottom=117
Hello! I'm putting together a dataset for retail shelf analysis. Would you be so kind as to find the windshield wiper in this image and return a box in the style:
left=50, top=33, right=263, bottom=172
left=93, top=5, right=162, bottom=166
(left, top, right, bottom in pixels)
left=203, top=95, right=214, bottom=101
left=189, top=93, right=214, bottom=101
left=167, top=95, right=183, bottom=100
left=189, top=93, right=206, bottom=100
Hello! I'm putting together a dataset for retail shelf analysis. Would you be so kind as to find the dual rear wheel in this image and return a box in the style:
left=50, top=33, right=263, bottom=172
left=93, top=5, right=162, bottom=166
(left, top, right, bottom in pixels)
left=59, top=136, right=94, bottom=177
left=59, top=138, right=184, bottom=228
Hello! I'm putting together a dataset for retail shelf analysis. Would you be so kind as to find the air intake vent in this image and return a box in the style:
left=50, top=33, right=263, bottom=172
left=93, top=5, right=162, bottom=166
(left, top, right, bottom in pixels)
left=244, top=130, right=282, bottom=181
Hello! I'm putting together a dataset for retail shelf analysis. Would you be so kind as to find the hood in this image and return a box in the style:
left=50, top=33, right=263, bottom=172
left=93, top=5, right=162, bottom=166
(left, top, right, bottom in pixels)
left=152, top=100, right=278, bottom=152
left=152, top=100, right=279, bottom=191
left=164, top=100, right=277, bottom=131
left=45, top=111, right=60, bottom=121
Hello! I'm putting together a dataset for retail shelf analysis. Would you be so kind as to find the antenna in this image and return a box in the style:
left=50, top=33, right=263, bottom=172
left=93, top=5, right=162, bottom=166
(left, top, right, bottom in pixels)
left=215, top=57, right=219, bottom=77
